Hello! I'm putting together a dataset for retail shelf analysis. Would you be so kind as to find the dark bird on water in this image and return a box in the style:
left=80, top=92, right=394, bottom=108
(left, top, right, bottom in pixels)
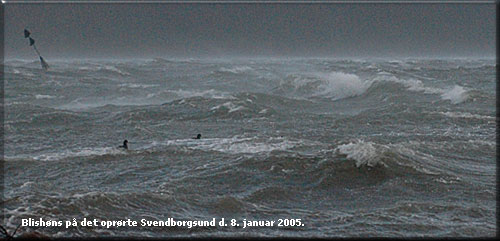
left=119, top=140, right=128, bottom=149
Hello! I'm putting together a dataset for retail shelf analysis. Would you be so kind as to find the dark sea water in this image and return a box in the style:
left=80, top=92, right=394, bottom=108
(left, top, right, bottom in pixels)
left=1, top=57, right=496, bottom=237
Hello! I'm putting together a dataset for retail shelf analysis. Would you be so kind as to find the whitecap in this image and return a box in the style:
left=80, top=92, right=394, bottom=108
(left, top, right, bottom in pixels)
left=217, top=66, right=253, bottom=74
left=313, top=72, right=371, bottom=100
left=35, top=94, right=57, bottom=99
left=164, top=136, right=304, bottom=154
left=278, top=71, right=371, bottom=100
left=435, top=111, right=494, bottom=120
left=441, top=85, right=469, bottom=104
left=335, top=140, right=386, bottom=167
left=30, top=147, right=126, bottom=161
left=211, top=101, right=246, bottom=113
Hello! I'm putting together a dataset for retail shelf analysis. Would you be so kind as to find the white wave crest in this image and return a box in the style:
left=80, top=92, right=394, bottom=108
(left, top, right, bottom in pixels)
left=35, top=94, right=57, bottom=99
left=57, top=89, right=235, bottom=110
left=217, top=66, right=253, bottom=74
left=170, top=89, right=234, bottom=100
left=374, top=73, right=441, bottom=94
left=279, top=71, right=370, bottom=100
left=211, top=101, right=246, bottom=113
left=79, top=65, right=130, bottom=76
left=435, top=111, right=494, bottom=120
left=26, top=147, right=126, bottom=161
left=9, top=68, right=35, bottom=77
left=335, top=140, right=387, bottom=167
left=335, top=141, right=443, bottom=175
left=467, top=139, right=495, bottom=147
left=165, top=136, right=301, bottom=154
left=441, top=85, right=469, bottom=104
left=313, top=72, right=371, bottom=100
left=375, top=72, right=470, bottom=104
left=118, top=83, right=159, bottom=89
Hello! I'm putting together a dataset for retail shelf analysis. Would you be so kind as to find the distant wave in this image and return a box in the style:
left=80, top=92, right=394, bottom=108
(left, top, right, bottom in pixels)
left=210, top=101, right=246, bottom=113
left=312, top=72, right=371, bottom=99
left=374, top=72, right=472, bottom=104
left=35, top=94, right=57, bottom=99
left=275, top=70, right=474, bottom=104
left=6, top=147, right=127, bottom=162
left=276, top=71, right=371, bottom=101
left=4, top=136, right=315, bottom=162
left=441, top=85, right=469, bottom=104
left=118, top=83, right=160, bottom=89
left=216, top=66, right=254, bottom=74
left=163, top=89, right=234, bottom=100
left=150, top=57, right=199, bottom=65
left=57, top=89, right=234, bottom=110
left=163, top=136, right=302, bottom=154
left=78, top=64, right=130, bottom=76
left=433, top=111, right=494, bottom=120
left=6, top=67, right=36, bottom=77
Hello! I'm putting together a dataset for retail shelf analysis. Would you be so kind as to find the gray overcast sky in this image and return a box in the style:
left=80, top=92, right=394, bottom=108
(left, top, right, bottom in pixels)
left=4, top=2, right=496, bottom=59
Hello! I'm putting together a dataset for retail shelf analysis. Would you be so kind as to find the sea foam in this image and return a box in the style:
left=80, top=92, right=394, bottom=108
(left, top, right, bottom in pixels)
left=313, top=72, right=371, bottom=100
left=441, top=85, right=469, bottom=104
left=335, top=140, right=386, bottom=168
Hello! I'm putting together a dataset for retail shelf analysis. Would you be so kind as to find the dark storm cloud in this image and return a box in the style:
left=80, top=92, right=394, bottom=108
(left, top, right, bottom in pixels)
left=4, top=3, right=496, bottom=59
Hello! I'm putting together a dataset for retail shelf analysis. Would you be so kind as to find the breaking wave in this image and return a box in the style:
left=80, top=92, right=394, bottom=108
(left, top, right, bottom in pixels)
left=373, top=72, right=471, bottom=104
left=78, top=65, right=130, bottom=76
left=6, top=147, right=127, bottom=162
left=210, top=102, right=246, bottom=113
left=164, top=136, right=301, bottom=154
left=441, top=85, right=469, bottom=104
left=336, top=140, right=387, bottom=168
left=334, top=140, right=440, bottom=176
left=276, top=71, right=371, bottom=100
left=434, top=111, right=494, bottom=120
left=57, top=89, right=234, bottom=110
left=35, top=94, right=57, bottom=99
left=216, top=66, right=254, bottom=74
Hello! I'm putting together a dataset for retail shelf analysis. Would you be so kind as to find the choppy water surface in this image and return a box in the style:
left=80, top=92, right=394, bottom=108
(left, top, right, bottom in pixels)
left=2, top=57, right=496, bottom=237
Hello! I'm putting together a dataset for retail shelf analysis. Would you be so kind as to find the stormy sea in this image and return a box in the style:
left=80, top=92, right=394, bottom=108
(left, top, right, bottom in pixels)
left=1, top=57, right=495, bottom=237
